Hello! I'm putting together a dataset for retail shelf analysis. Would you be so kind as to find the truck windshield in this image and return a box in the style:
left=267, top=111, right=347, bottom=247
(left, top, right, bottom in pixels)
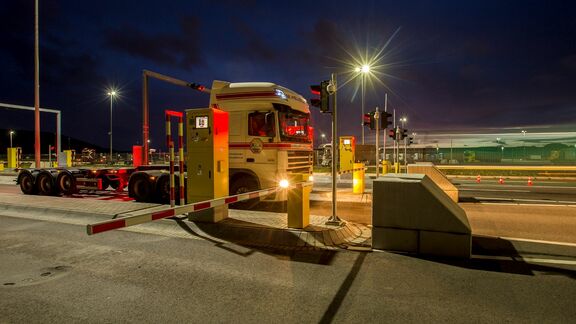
left=278, top=110, right=311, bottom=143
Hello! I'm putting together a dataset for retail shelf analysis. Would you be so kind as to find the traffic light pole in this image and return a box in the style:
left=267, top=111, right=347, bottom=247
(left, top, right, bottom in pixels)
left=326, top=73, right=342, bottom=226
left=374, top=107, right=380, bottom=178
left=383, top=93, right=387, bottom=172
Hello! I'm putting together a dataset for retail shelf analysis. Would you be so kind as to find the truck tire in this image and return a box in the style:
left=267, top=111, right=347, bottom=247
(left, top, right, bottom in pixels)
left=128, top=172, right=154, bottom=202
left=56, top=170, right=77, bottom=195
left=229, top=175, right=260, bottom=209
left=154, top=174, right=182, bottom=205
left=18, top=171, right=37, bottom=195
left=36, top=171, right=58, bottom=196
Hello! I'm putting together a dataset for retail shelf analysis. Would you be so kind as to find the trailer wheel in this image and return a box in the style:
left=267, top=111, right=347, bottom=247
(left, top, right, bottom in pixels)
left=128, top=174, right=153, bottom=202
left=37, top=172, right=58, bottom=196
left=229, top=175, right=259, bottom=209
left=19, top=172, right=37, bottom=195
left=56, top=171, right=77, bottom=195
left=155, top=174, right=180, bottom=204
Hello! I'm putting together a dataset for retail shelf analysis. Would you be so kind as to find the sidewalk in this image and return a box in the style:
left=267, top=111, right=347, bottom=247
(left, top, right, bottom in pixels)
left=0, top=193, right=371, bottom=249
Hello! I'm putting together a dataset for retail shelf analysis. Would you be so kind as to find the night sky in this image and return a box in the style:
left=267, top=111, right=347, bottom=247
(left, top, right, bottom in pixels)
left=1, top=1, right=575, bottom=151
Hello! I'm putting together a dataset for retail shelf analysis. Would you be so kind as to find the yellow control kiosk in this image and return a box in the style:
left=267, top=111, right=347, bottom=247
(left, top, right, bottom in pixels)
left=339, top=136, right=355, bottom=172
left=186, top=108, right=229, bottom=222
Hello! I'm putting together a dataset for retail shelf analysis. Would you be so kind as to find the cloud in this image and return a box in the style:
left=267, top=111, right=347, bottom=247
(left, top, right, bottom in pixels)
left=103, top=15, right=203, bottom=68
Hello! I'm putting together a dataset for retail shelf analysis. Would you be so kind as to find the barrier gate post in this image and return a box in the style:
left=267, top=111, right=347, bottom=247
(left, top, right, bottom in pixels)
left=186, top=108, right=229, bottom=222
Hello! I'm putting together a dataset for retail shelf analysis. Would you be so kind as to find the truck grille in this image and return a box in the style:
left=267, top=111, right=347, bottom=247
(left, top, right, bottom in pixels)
left=287, top=151, right=312, bottom=173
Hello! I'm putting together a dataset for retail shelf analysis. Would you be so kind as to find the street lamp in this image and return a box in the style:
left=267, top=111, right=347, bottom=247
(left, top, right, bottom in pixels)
left=521, top=130, right=527, bottom=160
left=9, top=130, right=15, bottom=148
left=107, top=90, right=117, bottom=163
left=355, top=64, right=371, bottom=145
left=321, top=133, right=326, bottom=144
left=501, top=146, right=504, bottom=161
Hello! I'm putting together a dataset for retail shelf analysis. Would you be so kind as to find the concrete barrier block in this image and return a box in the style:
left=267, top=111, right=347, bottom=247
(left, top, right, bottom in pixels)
left=372, top=173, right=471, bottom=258
left=372, top=227, right=418, bottom=252
left=407, top=163, right=458, bottom=202
left=419, top=231, right=471, bottom=258
left=372, top=174, right=470, bottom=234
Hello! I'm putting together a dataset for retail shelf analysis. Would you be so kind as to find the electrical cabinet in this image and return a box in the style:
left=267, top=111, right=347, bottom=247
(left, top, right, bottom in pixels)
left=186, top=108, right=229, bottom=222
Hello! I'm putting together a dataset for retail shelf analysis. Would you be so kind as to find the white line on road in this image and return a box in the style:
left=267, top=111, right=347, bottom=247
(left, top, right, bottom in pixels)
left=473, top=197, right=576, bottom=205
left=472, top=255, right=576, bottom=266
left=474, top=234, right=576, bottom=247
left=460, top=188, right=531, bottom=193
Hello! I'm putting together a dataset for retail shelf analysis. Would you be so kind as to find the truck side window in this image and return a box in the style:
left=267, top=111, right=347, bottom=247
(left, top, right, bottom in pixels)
left=249, top=112, right=275, bottom=137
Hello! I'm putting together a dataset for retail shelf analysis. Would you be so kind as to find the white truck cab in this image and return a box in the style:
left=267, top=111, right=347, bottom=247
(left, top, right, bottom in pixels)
left=208, top=81, right=313, bottom=200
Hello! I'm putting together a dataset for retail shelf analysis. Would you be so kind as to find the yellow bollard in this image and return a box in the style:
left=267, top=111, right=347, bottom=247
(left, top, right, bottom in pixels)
left=353, top=162, right=365, bottom=194
left=394, top=162, right=400, bottom=173
left=7, top=148, right=17, bottom=168
left=64, top=150, right=73, bottom=167
left=381, top=161, right=389, bottom=175
left=287, top=174, right=311, bottom=229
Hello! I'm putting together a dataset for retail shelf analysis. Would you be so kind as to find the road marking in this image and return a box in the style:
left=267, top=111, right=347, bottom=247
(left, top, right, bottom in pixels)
left=459, top=184, right=576, bottom=190
left=472, top=255, right=576, bottom=266
left=473, top=197, right=576, bottom=205
left=474, top=235, right=576, bottom=247
left=460, top=188, right=531, bottom=193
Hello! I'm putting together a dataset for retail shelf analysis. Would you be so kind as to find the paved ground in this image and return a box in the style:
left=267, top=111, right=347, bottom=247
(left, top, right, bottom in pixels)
left=1, top=215, right=575, bottom=323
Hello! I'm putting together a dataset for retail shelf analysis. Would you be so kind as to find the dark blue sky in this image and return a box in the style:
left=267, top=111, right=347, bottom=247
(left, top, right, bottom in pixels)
left=1, top=0, right=575, bottom=150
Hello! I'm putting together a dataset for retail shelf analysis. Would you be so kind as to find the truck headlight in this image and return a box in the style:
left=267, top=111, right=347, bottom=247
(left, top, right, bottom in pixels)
left=308, top=175, right=314, bottom=182
left=279, top=179, right=289, bottom=188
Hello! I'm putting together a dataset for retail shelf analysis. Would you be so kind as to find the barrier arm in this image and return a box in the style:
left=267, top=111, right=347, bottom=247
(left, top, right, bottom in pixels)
left=87, top=187, right=280, bottom=235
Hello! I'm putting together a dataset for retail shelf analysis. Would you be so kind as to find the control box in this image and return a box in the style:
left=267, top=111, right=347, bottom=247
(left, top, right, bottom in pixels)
left=339, top=136, right=355, bottom=172
left=186, top=108, right=229, bottom=222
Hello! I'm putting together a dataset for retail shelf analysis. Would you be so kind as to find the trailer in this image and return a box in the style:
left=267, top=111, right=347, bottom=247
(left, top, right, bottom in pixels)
left=17, top=72, right=313, bottom=206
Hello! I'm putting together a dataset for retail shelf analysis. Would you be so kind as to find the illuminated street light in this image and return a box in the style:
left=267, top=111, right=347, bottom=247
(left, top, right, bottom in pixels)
left=321, top=133, right=326, bottom=144
left=107, top=90, right=117, bottom=163
left=521, top=130, right=527, bottom=160
left=355, top=64, right=372, bottom=144
left=9, top=130, right=15, bottom=148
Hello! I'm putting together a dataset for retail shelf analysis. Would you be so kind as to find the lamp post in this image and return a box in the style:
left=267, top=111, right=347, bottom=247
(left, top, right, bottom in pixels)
left=400, top=117, right=407, bottom=165
left=521, top=130, right=527, bottom=160
left=9, top=130, right=15, bottom=148
left=321, top=133, right=326, bottom=144
left=107, top=90, right=117, bottom=163
left=355, top=64, right=371, bottom=145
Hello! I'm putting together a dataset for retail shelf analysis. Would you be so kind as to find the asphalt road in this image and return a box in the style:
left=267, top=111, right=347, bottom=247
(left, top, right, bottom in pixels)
left=1, top=214, right=575, bottom=323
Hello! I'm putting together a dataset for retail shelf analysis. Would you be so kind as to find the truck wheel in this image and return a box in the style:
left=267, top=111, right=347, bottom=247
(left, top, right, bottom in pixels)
left=229, top=176, right=259, bottom=209
left=36, top=172, right=58, bottom=196
left=19, top=172, right=37, bottom=195
left=128, top=174, right=153, bottom=202
left=154, top=174, right=181, bottom=204
left=56, top=171, right=77, bottom=195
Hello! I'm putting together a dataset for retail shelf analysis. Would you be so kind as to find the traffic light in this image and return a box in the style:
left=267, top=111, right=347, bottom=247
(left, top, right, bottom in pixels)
left=381, top=112, right=392, bottom=129
left=400, top=128, right=408, bottom=140
left=310, top=80, right=330, bottom=113
left=363, top=112, right=375, bottom=130
left=188, top=82, right=206, bottom=91
left=408, top=136, right=414, bottom=146
left=388, top=128, right=396, bottom=139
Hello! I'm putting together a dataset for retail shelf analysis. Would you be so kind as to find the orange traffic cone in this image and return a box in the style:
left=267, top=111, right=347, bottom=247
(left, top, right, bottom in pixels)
left=528, top=177, right=533, bottom=186
left=498, top=176, right=504, bottom=184
left=476, top=175, right=481, bottom=183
